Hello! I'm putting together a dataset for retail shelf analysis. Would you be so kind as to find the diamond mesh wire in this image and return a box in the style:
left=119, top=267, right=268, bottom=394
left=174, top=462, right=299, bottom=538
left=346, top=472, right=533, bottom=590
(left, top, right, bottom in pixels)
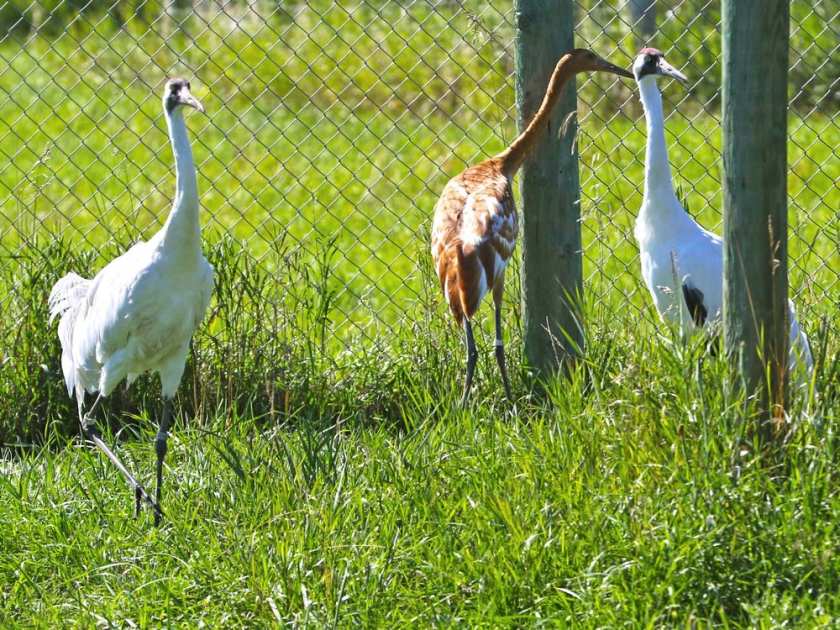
left=0, top=0, right=836, bottom=370
left=576, top=0, right=838, bottom=323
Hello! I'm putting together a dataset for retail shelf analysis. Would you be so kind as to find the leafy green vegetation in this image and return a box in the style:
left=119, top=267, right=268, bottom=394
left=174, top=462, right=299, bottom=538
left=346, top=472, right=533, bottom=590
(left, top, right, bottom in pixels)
left=0, top=2, right=838, bottom=626
left=2, top=320, right=838, bottom=626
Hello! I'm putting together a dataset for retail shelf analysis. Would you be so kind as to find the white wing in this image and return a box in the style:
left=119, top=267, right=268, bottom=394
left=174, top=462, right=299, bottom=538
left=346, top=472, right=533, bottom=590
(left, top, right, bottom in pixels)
left=48, top=272, right=92, bottom=395
left=672, top=225, right=724, bottom=323
left=68, top=241, right=156, bottom=395
left=65, top=240, right=213, bottom=398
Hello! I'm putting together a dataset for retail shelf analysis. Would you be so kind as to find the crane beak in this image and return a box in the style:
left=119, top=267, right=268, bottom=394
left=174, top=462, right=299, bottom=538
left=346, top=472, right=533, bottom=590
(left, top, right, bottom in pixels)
left=179, top=88, right=206, bottom=113
left=595, top=57, right=635, bottom=79
left=656, top=58, right=688, bottom=83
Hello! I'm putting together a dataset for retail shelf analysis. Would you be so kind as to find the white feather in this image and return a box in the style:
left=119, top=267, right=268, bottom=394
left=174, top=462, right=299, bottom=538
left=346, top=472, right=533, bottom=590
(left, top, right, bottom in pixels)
left=50, top=88, right=213, bottom=406
left=635, top=71, right=813, bottom=378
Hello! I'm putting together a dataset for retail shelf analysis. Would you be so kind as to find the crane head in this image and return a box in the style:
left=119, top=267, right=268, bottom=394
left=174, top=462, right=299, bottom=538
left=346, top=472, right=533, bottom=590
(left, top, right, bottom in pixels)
left=568, top=48, right=634, bottom=78
left=164, top=78, right=205, bottom=114
left=633, top=48, right=687, bottom=84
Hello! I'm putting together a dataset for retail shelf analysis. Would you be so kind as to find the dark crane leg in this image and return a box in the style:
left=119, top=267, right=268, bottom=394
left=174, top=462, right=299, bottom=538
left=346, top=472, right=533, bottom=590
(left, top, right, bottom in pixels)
left=460, top=318, right=479, bottom=407
left=494, top=301, right=513, bottom=402
left=78, top=393, right=162, bottom=522
left=154, top=398, right=174, bottom=527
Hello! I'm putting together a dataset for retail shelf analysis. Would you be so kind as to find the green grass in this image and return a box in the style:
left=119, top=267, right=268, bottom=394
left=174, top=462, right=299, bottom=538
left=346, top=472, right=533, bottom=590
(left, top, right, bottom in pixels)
left=1, top=2, right=839, bottom=626
left=2, top=319, right=838, bottom=626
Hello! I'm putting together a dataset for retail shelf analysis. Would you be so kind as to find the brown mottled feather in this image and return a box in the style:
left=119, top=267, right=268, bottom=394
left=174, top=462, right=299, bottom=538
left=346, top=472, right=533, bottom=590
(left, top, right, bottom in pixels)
left=430, top=48, right=632, bottom=326
left=430, top=158, right=516, bottom=324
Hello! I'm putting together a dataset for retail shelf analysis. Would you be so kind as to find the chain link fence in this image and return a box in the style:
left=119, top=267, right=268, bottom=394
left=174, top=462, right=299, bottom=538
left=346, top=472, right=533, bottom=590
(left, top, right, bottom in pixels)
left=575, top=0, right=838, bottom=326
left=0, top=1, right=837, bottom=414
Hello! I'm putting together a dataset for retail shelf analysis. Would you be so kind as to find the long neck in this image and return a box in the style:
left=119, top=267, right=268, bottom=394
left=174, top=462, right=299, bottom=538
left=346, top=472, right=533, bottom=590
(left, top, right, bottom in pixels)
left=497, top=54, right=576, bottom=176
left=159, top=107, right=200, bottom=250
left=638, top=76, right=677, bottom=201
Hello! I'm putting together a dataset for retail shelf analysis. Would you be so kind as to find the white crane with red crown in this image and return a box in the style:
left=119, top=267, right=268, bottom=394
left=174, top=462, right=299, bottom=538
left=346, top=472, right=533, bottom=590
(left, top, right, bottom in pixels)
left=630, top=48, right=813, bottom=379
left=49, top=78, right=214, bottom=525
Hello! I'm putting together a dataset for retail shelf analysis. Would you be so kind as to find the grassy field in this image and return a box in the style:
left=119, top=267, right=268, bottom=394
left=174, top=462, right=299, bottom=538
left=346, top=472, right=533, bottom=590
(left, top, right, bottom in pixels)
left=1, top=2, right=839, bottom=626
left=2, top=323, right=838, bottom=626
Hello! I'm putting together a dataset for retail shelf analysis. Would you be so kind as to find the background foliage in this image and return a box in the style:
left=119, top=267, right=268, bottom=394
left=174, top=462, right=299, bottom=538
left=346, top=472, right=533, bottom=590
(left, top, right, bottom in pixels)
left=0, top=1, right=838, bottom=626
left=0, top=0, right=835, bottom=444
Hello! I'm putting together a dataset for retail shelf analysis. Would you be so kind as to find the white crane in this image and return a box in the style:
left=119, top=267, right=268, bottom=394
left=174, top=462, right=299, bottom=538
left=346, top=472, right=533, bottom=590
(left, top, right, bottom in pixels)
left=49, top=78, right=214, bottom=524
left=631, top=48, right=813, bottom=379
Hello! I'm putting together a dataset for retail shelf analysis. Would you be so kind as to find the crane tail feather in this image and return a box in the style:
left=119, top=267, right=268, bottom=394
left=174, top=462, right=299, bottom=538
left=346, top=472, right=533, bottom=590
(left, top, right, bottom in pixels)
left=48, top=272, right=90, bottom=322
left=49, top=272, right=91, bottom=398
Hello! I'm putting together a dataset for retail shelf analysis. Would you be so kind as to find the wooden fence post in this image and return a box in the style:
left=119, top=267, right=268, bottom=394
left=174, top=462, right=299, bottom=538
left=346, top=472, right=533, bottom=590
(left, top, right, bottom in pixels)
left=628, top=0, right=657, bottom=47
left=722, top=0, right=790, bottom=426
left=515, top=0, right=583, bottom=376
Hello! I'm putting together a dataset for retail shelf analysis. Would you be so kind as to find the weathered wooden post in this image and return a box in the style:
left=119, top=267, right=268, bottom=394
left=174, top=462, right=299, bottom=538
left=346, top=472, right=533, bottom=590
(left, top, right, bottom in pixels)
left=722, top=0, right=790, bottom=426
left=173, top=0, right=193, bottom=38
left=515, top=0, right=583, bottom=376
left=628, top=0, right=657, bottom=47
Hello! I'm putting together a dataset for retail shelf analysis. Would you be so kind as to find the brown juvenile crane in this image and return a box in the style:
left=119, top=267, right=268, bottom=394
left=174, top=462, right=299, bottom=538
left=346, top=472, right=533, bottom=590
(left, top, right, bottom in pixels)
left=431, top=48, right=633, bottom=406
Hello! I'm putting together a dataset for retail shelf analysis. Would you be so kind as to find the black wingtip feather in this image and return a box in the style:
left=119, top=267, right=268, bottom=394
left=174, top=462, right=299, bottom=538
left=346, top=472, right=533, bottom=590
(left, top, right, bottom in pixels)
left=682, top=284, right=708, bottom=327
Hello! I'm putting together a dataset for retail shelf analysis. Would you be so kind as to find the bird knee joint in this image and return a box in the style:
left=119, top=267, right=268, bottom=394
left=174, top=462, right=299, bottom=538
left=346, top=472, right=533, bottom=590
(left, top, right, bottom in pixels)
left=82, top=417, right=100, bottom=438
left=155, top=431, right=168, bottom=457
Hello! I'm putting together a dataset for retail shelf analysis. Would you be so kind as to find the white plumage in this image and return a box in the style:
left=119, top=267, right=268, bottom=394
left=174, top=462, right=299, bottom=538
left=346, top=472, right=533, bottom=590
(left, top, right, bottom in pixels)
left=632, top=49, right=813, bottom=377
left=48, top=78, right=213, bottom=523
left=49, top=236, right=213, bottom=403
